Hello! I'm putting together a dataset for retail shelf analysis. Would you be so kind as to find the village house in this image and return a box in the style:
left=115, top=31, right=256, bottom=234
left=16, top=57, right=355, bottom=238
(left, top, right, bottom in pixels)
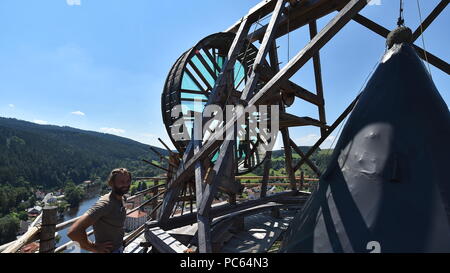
left=125, top=210, right=147, bottom=232
left=27, top=205, right=42, bottom=217
left=35, top=190, right=45, bottom=200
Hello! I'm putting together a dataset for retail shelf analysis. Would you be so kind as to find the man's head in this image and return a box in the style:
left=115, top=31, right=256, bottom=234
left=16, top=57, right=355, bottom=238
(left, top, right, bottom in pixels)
left=107, top=168, right=132, bottom=196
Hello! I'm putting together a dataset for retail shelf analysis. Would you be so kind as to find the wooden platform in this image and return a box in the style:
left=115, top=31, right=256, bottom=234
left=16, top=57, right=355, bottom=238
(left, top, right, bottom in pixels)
left=220, top=208, right=300, bottom=253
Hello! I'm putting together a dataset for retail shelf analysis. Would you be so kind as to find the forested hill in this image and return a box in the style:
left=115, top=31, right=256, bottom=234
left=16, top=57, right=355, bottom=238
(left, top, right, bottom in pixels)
left=0, top=117, right=168, bottom=190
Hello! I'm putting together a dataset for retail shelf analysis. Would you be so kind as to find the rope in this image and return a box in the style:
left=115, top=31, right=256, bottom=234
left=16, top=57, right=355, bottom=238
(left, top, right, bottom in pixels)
left=397, top=0, right=405, bottom=26
left=416, top=0, right=433, bottom=79
left=287, top=6, right=290, bottom=62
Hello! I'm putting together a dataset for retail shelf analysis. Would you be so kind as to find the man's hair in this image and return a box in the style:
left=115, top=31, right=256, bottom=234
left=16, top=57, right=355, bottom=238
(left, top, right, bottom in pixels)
left=107, top=168, right=132, bottom=187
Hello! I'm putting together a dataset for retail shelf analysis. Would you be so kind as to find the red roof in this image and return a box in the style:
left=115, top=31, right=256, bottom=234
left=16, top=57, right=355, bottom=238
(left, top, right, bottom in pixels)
left=20, top=242, right=39, bottom=253
left=127, top=210, right=147, bottom=218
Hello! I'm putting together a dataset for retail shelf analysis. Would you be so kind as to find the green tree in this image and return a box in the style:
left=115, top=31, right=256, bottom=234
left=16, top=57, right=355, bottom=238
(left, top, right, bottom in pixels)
left=64, top=182, right=85, bottom=208
left=0, top=215, right=19, bottom=244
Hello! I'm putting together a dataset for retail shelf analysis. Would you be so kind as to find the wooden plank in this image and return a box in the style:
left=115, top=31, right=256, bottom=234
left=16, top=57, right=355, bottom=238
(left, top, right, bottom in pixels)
left=203, top=48, right=222, bottom=73
left=187, top=60, right=214, bottom=92
left=194, top=51, right=218, bottom=81
left=184, top=68, right=208, bottom=93
left=180, top=97, right=209, bottom=103
left=412, top=0, right=448, bottom=42
left=2, top=226, right=40, bottom=253
left=150, top=191, right=297, bottom=232
left=146, top=227, right=188, bottom=253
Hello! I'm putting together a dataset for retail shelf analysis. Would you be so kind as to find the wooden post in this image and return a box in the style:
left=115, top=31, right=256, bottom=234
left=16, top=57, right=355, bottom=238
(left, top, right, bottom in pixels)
left=260, top=151, right=272, bottom=198
left=300, top=171, right=305, bottom=191
left=309, top=20, right=327, bottom=138
left=39, top=205, right=57, bottom=253
left=151, top=179, right=159, bottom=219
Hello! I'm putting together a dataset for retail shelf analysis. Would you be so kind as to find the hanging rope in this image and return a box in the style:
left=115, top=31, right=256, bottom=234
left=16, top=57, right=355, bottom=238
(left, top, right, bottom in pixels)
left=416, top=0, right=433, bottom=79
left=287, top=5, right=290, bottom=62
left=397, top=0, right=405, bottom=26
left=233, top=14, right=262, bottom=84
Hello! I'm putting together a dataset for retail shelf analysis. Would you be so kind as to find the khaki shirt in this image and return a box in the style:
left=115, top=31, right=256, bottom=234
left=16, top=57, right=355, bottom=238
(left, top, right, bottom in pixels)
left=85, top=192, right=126, bottom=251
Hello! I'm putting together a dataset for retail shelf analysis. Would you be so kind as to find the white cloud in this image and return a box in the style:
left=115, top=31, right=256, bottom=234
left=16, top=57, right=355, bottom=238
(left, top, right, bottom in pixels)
left=296, top=134, right=337, bottom=149
left=66, top=0, right=81, bottom=6
left=71, top=111, right=85, bottom=116
left=8, top=104, right=15, bottom=108
left=100, top=127, right=125, bottom=135
left=33, top=120, right=48, bottom=125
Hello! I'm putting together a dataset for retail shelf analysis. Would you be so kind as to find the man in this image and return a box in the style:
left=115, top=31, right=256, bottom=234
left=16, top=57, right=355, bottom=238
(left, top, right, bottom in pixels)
left=68, top=168, right=131, bottom=253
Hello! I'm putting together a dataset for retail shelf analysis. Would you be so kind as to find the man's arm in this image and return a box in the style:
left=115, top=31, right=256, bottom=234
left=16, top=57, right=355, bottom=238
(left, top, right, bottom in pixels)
left=67, top=214, right=113, bottom=253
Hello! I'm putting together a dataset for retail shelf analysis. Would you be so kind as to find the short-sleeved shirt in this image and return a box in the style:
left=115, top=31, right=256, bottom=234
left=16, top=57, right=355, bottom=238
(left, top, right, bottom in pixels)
left=84, top=192, right=126, bottom=251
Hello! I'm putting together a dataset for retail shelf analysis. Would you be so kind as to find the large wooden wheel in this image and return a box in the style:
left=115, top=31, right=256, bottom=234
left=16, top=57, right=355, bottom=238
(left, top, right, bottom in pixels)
left=161, top=32, right=270, bottom=175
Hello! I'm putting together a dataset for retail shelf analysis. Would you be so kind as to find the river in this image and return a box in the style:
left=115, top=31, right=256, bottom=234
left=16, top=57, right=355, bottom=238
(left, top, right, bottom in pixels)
left=56, top=190, right=103, bottom=253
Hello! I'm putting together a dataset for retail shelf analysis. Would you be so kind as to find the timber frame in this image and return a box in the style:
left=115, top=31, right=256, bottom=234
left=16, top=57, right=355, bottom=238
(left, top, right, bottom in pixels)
left=148, top=0, right=449, bottom=253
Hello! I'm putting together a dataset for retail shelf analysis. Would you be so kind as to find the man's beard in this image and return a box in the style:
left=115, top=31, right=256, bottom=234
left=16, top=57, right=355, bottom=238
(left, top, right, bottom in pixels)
left=112, top=186, right=129, bottom=196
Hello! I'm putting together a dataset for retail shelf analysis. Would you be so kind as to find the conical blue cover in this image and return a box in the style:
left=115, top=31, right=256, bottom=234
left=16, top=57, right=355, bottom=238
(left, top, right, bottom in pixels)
left=280, top=43, right=450, bottom=253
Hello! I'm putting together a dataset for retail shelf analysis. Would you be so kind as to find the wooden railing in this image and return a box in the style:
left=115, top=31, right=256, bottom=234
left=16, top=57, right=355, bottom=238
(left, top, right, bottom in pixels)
left=0, top=174, right=317, bottom=253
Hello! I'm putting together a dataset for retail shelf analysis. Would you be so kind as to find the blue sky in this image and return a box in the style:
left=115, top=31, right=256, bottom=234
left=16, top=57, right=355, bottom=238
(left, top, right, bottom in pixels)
left=0, top=0, right=448, bottom=150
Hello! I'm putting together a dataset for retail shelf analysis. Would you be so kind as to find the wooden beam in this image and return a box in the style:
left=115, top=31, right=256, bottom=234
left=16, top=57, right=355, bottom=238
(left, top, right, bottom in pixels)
left=293, top=93, right=361, bottom=171
left=150, top=190, right=298, bottom=231
left=256, top=64, right=324, bottom=106
left=187, top=60, right=214, bottom=92
left=246, top=0, right=350, bottom=42
left=260, top=151, right=272, bottom=198
left=158, top=16, right=253, bottom=224
left=279, top=112, right=326, bottom=128
left=309, top=20, right=327, bottom=136
left=184, top=68, right=208, bottom=94
left=412, top=44, right=450, bottom=75
left=159, top=1, right=369, bottom=210
left=241, top=0, right=286, bottom=101
left=225, top=0, right=278, bottom=33
left=203, top=48, right=222, bottom=73
left=281, top=126, right=297, bottom=190
left=352, top=14, right=450, bottom=75
left=247, top=0, right=370, bottom=108
left=289, top=138, right=322, bottom=177
left=412, top=0, right=448, bottom=42
left=197, top=138, right=235, bottom=253
left=194, top=51, right=218, bottom=81
left=39, top=206, right=57, bottom=253
left=142, top=159, right=171, bottom=173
